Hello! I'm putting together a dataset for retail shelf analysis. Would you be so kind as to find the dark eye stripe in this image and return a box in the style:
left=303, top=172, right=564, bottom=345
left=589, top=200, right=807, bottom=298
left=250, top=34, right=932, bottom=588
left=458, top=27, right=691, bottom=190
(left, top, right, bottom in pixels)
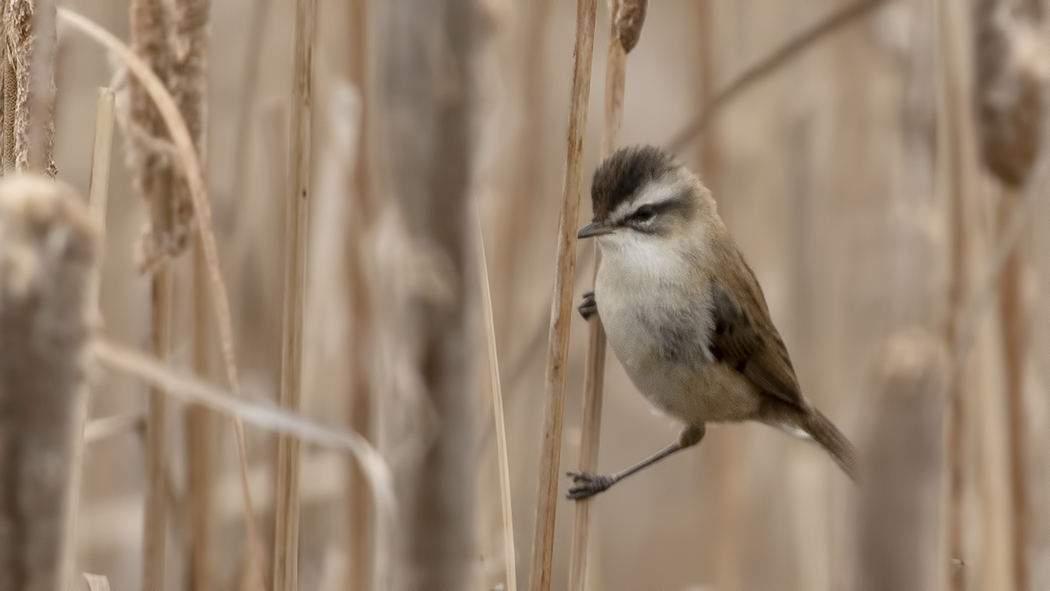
left=615, top=193, right=694, bottom=234
left=630, top=194, right=688, bottom=222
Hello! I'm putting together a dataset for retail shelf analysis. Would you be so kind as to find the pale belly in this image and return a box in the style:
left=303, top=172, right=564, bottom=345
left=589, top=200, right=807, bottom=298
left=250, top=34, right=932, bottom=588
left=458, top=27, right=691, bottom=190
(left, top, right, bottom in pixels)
left=595, top=268, right=761, bottom=425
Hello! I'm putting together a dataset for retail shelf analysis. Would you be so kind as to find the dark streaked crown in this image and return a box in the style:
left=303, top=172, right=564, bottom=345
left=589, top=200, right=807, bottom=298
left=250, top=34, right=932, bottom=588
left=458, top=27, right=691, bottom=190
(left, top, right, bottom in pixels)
left=591, top=145, right=679, bottom=220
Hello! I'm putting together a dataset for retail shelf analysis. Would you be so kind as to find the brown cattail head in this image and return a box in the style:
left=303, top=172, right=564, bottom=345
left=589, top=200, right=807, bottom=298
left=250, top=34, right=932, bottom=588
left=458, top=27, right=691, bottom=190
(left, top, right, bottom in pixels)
left=615, top=0, right=648, bottom=54
left=0, top=174, right=96, bottom=591
left=974, top=0, right=1050, bottom=187
left=2, top=0, right=58, bottom=177
left=126, top=0, right=208, bottom=269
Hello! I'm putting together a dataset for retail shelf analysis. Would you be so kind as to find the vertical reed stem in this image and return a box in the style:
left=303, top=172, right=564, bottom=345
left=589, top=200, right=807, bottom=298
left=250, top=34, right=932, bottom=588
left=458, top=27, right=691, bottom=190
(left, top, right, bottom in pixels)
left=567, top=2, right=646, bottom=590
left=64, top=87, right=115, bottom=591
left=144, top=265, right=172, bottom=591
left=996, top=191, right=1029, bottom=591
left=189, top=240, right=214, bottom=591
left=346, top=0, right=375, bottom=588
left=273, top=0, right=316, bottom=587
left=528, top=0, right=598, bottom=589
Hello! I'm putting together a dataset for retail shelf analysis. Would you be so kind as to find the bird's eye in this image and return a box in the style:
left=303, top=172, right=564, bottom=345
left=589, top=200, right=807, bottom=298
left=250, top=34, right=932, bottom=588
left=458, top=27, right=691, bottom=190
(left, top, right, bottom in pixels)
left=632, top=204, right=656, bottom=222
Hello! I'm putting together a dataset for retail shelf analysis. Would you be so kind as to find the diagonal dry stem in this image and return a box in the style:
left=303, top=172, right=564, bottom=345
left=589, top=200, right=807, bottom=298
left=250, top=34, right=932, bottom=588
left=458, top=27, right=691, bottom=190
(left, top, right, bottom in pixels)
left=56, top=9, right=268, bottom=589
left=474, top=201, right=517, bottom=591
left=664, top=0, right=889, bottom=154
left=91, top=338, right=395, bottom=507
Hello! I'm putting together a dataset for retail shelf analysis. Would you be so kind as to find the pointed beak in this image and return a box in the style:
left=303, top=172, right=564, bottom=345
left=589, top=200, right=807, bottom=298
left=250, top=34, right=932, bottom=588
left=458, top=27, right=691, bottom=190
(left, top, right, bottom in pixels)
left=578, top=220, right=613, bottom=239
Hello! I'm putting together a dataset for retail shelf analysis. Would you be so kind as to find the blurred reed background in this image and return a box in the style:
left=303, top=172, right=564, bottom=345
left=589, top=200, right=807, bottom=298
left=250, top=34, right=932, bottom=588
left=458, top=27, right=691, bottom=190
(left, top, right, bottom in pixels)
left=0, top=0, right=1047, bottom=589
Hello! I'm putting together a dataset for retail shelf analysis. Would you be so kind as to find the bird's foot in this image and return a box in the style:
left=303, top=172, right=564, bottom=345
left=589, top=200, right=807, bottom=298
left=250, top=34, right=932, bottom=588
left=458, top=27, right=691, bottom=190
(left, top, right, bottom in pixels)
left=578, top=291, right=597, bottom=320
left=566, top=470, right=615, bottom=500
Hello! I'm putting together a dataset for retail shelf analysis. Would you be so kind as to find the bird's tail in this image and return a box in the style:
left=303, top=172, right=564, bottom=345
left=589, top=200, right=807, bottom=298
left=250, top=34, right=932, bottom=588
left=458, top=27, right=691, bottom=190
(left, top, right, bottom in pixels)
left=800, top=408, right=859, bottom=483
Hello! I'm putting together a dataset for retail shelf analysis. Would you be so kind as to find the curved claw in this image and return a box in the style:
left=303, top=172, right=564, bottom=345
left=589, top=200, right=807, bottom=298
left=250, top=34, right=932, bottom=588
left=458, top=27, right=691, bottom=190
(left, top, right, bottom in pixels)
left=565, top=470, right=614, bottom=500
left=578, top=291, right=598, bottom=321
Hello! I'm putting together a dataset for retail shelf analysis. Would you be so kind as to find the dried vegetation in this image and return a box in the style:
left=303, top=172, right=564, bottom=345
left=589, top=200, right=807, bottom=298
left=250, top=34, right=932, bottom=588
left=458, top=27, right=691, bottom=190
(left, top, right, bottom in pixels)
left=0, top=1, right=1048, bottom=590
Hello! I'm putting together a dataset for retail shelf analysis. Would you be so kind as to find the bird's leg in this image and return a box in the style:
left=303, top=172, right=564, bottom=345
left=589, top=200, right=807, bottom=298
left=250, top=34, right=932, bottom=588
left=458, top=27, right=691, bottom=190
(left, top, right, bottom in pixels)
left=567, top=424, right=705, bottom=500
left=578, top=290, right=598, bottom=320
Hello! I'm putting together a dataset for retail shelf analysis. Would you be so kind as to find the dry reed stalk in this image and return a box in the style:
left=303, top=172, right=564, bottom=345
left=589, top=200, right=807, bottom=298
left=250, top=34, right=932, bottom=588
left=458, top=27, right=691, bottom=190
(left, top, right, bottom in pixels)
left=143, top=264, right=172, bottom=591
left=127, top=4, right=174, bottom=584
left=856, top=331, right=946, bottom=590
left=91, top=339, right=396, bottom=496
left=0, top=176, right=96, bottom=591
left=86, top=87, right=116, bottom=313
left=189, top=239, right=215, bottom=591
left=937, top=1, right=1014, bottom=588
left=938, top=1, right=975, bottom=585
left=377, top=1, right=480, bottom=586
left=345, top=2, right=376, bottom=590
left=665, top=0, right=889, bottom=154
left=971, top=282, right=1014, bottom=591
left=528, top=0, right=597, bottom=589
left=929, top=111, right=1050, bottom=591
left=475, top=203, right=517, bottom=591
left=1, top=0, right=55, bottom=175
left=972, top=5, right=1047, bottom=587
left=170, top=0, right=215, bottom=587
left=996, top=193, right=1031, bottom=591
left=61, top=88, right=116, bottom=591
left=56, top=9, right=270, bottom=590
left=273, top=0, right=317, bottom=587
left=567, top=2, right=645, bottom=590
left=128, top=0, right=211, bottom=585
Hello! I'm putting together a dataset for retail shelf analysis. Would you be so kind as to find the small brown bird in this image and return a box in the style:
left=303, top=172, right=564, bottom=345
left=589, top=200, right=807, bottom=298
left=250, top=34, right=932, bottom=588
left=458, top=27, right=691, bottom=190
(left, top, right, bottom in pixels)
left=568, top=145, right=858, bottom=500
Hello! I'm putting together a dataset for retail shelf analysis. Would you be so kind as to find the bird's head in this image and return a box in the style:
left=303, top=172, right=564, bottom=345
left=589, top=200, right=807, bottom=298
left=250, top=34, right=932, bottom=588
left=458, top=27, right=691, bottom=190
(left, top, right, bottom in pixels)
left=578, top=145, right=717, bottom=260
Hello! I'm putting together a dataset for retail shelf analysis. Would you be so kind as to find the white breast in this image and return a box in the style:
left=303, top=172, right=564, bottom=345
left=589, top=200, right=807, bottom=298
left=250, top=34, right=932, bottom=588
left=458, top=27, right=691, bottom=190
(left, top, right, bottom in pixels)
left=594, top=235, right=761, bottom=424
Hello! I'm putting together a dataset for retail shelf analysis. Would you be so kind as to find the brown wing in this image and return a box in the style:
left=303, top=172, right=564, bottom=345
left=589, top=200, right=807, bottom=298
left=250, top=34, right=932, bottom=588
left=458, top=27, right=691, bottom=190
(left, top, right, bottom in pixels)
left=707, top=273, right=807, bottom=411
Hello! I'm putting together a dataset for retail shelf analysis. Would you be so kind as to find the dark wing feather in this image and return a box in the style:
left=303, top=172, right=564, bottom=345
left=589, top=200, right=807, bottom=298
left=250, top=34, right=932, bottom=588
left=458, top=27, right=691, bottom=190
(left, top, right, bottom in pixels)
left=708, top=274, right=806, bottom=411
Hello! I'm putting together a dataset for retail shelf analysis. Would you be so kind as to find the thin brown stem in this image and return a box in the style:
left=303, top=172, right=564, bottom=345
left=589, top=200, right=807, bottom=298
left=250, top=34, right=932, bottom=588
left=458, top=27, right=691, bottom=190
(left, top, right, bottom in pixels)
left=345, top=2, right=375, bottom=590
left=568, top=2, right=645, bottom=590
left=130, top=0, right=173, bottom=584
left=189, top=239, right=214, bottom=591
left=939, top=5, right=972, bottom=588
left=143, top=265, right=173, bottom=591
left=996, top=192, right=1029, bottom=591
left=528, top=0, right=598, bottom=589
left=273, top=0, right=316, bottom=587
